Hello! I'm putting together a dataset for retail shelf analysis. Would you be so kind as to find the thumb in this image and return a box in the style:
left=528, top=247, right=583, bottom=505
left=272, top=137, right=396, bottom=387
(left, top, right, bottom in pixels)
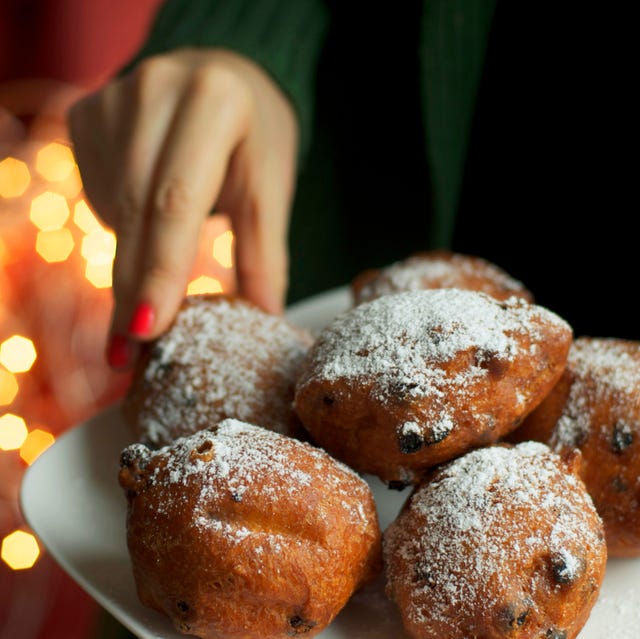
left=230, top=173, right=292, bottom=315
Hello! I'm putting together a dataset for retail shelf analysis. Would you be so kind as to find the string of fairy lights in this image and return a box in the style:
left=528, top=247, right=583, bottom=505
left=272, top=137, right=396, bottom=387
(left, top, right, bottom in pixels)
left=0, top=138, right=235, bottom=574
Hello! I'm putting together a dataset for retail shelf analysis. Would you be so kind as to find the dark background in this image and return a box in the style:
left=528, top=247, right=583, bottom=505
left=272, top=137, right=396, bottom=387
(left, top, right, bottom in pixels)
left=290, top=1, right=637, bottom=340
left=456, top=3, right=636, bottom=340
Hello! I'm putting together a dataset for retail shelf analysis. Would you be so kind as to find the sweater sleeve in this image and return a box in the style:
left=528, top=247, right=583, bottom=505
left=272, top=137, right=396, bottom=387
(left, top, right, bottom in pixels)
left=420, top=0, right=497, bottom=248
left=121, top=0, right=329, bottom=166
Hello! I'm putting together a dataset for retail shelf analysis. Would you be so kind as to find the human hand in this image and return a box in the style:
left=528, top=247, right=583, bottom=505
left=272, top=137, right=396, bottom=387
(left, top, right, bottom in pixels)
left=68, top=48, right=298, bottom=368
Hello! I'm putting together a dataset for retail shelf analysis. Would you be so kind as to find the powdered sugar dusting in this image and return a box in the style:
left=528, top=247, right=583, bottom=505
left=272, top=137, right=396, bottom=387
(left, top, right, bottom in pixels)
left=123, top=419, right=375, bottom=544
left=355, top=253, right=529, bottom=304
left=302, top=290, right=565, bottom=388
left=384, top=442, right=605, bottom=633
left=297, top=289, right=570, bottom=441
left=132, top=295, right=312, bottom=445
left=154, top=422, right=311, bottom=503
left=553, top=338, right=640, bottom=448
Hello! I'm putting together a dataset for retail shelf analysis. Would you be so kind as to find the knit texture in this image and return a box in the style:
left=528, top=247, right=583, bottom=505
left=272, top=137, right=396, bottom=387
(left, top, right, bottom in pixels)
left=421, top=0, right=497, bottom=248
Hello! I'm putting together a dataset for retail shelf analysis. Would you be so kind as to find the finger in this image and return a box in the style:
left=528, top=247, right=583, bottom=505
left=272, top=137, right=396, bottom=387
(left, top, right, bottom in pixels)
left=108, top=61, right=188, bottom=338
left=68, top=85, right=140, bottom=371
left=69, top=85, right=140, bottom=371
left=123, top=66, right=251, bottom=340
left=67, top=90, right=116, bottom=222
left=69, top=63, right=187, bottom=370
left=230, top=159, right=292, bottom=315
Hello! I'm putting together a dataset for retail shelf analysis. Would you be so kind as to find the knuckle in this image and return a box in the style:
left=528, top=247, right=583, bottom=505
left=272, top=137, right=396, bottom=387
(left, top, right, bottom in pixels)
left=189, top=63, right=252, bottom=111
left=154, top=177, right=193, bottom=222
left=133, top=54, right=182, bottom=94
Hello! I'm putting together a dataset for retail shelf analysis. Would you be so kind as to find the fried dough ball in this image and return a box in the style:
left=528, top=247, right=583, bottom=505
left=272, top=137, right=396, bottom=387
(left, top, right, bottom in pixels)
left=293, top=289, right=572, bottom=486
left=384, top=442, right=607, bottom=639
left=122, top=294, right=313, bottom=447
left=351, top=250, right=533, bottom=306
left=119, top=419, right=382, bottom=639
left=510, top=337, right=640, bottom=557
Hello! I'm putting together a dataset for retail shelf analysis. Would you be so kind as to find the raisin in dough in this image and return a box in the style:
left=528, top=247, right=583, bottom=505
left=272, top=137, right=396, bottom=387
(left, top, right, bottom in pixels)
left=384, top=442, right=606, bottom=639
left=511, top=336, right=640, bottom=557
left=119, top=419, right=382, bottom=639
left=294, top=288, right=572, bottom=485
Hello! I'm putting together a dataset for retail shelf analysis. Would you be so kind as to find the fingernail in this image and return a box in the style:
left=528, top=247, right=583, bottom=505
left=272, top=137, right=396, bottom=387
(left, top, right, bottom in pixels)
left=129, top=302, right=155, bottom=337
left=107, top=334, right=132, bottom=369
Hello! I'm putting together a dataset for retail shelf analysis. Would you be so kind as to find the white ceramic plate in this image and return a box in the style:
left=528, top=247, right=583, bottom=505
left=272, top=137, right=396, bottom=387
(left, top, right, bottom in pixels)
left=20, top=286, right=640, bottom=639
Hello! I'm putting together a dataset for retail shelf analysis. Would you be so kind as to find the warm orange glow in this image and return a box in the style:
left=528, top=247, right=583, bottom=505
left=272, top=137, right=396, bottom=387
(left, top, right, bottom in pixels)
left=30, top=191, right=70, bottom=230
left=35, top=228, right=75, bottom=262
left=20, top=428, right=55, bottom=465
left=84, top=262, right=112, bottom=288
left=1, top=530, right=40, bottom=570
left=54, top=166, right=83, bottom=199
left=0, top=157, right=31, bottom=198
left=212, top=230, right=234, bottom=268
left=0, top=413, right=28, bottom=450
left=187, top=275, right=223, bottom=296
left=0, top=370, right=19, bottom=406
left=74, top=199, right=103, bottom=233
left=35, top=142, right=76, bottom=182
left=81, top=229, right=116, bottom=265
left=0, top=335, right=37, bottom=373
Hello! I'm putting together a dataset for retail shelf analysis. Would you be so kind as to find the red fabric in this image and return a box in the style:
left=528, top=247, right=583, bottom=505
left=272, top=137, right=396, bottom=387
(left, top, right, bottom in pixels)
left=0, top=0, right=163, bottom=88
left=0, top=554, right=99, bottom=639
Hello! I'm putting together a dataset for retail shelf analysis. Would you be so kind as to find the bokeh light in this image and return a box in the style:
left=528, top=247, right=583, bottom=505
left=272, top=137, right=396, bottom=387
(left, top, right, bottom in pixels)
left=0, top=335, right=37, bottom=373
left=187, top=275, right=223, bottom=296
left=35, top=142, right=76, bottom=182
left=53, top=166, right=84, bottom=199
left=35, top=228, right=75, bottom=263
left=84, top=262, right=113, bottom=288
left=1, top=530, right=41, bottom=570
left=0, top=369, right=19, bottom=406
left=20, top=428, right=56, bottom=465
left=0, top=413, right=28, bottom=450
left=81, top=229, right=116, bottom=265
left=30, top=192, right=70, bottom=230
left=0, top=157, right=31, bottom=198
left=2, top=133, right=234, bottom=605
left=212, top=229, right=233, bottom=268
left=73, top=199, right=103, bottom=233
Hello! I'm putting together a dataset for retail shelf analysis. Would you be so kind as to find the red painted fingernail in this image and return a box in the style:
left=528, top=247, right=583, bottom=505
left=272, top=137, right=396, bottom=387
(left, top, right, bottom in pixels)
left=107, top=335, right=132, bottom=369
left=129, top=302, right=155, bottom=337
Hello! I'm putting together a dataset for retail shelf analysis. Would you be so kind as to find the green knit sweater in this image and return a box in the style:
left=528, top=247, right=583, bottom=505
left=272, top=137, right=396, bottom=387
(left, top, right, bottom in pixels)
left=126, top=0, right=497, bottom=303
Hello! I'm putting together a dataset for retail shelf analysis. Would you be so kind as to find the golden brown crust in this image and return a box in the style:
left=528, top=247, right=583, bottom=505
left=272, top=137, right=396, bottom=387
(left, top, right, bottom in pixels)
left=294, top=289, right=573, bottom=485
left=351, top=250, right=534, bottom=306
left=383, top=443, right=607, bottom=639
left=119, top=420, right=382, bottom=639
left=510, top=336, right=640, bottom=557
left=122, top=294, right=313, bottom=447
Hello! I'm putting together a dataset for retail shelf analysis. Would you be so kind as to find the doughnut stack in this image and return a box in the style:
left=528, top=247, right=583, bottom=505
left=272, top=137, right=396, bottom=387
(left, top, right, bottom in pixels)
left=119, top=294, right=382, bottom=639
left=118, top=251, right=640, bottom=639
